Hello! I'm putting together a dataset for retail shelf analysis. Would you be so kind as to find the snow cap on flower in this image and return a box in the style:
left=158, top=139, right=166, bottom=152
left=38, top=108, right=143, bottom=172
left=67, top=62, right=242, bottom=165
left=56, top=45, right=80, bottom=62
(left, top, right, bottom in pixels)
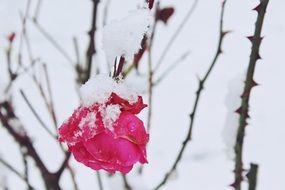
left=59, top=75, right=148, bottom=174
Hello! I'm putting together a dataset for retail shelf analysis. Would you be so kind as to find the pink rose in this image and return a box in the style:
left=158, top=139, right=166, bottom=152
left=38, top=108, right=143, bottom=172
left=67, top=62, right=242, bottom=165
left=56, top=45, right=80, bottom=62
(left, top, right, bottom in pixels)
left=58, top=92, right=149, bottom=174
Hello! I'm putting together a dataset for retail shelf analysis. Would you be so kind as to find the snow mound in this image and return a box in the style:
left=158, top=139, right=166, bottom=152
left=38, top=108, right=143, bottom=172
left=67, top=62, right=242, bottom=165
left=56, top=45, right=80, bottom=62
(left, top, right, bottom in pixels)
left=222, top=73, right=245, bottom=159
left=79, top=74, right=139, bottom=107
left=102, top=8, right=151, bottom=64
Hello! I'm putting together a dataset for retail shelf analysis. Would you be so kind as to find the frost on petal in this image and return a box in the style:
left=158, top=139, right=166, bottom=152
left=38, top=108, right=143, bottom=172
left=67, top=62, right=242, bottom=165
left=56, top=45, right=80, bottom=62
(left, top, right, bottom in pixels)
left=58, top=107, right=88, bottom=143
left=58, top=105, right=104, bottom=144
left=222, top=73, right=245, bottom=159
left=113, top=112, right=149, bottom=146
left=99, top=104, right=121, bottom=129
left=84, top=131, right=142, bottom=173
left=109, top=93, right=147, bottom=114
left=102, top=8, right=151, bottom=64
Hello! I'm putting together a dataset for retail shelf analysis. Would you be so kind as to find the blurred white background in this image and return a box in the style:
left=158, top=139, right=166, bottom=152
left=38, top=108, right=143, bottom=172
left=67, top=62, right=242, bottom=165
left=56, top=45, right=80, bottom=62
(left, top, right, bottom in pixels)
left=0, top=0, right=284, bottom=189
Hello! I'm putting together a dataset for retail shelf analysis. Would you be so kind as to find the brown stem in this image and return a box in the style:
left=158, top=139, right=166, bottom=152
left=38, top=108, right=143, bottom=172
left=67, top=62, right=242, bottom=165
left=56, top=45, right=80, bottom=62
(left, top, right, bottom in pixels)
left=96, top=171, right=104, bottom=190
left=153, top=1, right=228, bottom=189
left=55, top=152, right=71, bottom=178
left=122, top=174, right=132, bottom=190
left=84, top=0, right=100, bottom=83
left=246, top=163, right=259, bottom=190
left=0, top=102, right=60, bottom=190
left=233, top=1, right=269, bottom=189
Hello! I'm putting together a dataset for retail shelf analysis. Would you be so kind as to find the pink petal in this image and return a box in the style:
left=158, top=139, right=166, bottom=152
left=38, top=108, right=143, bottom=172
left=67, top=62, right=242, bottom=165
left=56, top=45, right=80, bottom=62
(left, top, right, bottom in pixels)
left=84, top=132, right=142, bottom=171
left=138, top=145, right=148, bottom=164
left=58, top=105, right=105, bottom=144
left=69, top=142, right=102, bottom=171
left=108, top=93, right=147, bottom=114
left=69, top=142, right=133, bottom=173
left=113, top=112, right=149, bottom=145
left=58, top=107, right=89, bottom=143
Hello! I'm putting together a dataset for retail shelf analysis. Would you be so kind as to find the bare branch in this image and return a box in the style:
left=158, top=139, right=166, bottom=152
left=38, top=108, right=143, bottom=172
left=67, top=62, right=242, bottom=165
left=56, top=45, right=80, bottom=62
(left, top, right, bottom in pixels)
left=246, top=163, right=259, bottom=190
left=153, top=0, right=199, bottom=73
left=19, top=89, right=56, bottom=138
left=96, top=171, right=104, bottom=190
left=122, top=174, right=132, bottom=190
left=42, top=64, right=58, bottom=128
left=154, top=50, right=190, bottom=85
left=153, top=1, right=228, bottom=189
left=84, top=0, right=100, bottom=83
left=32, top=20, right=75, bottom=66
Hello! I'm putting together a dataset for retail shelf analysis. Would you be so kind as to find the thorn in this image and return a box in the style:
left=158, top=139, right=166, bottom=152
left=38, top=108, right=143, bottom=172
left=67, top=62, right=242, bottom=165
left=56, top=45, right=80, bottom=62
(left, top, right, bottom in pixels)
left=147, top=0, right=154, bottom=9
left=251, top=79, right=258, bottom=87
left=247, top=36, right=254, bottom=42
left=235, top=107, right=242, bottom=114
left=245, top=111, right=250, bottom=119
left=235, top=106, right=249, bottom=118
left=7, top=32, right=16, bottom=43
left=246, top=36, right=263, bottom=44
left=219, top=48, right=223, bottom=54
left=253, top=3, right=262, bottom=13
left=221, top=30, right=231, bottom=37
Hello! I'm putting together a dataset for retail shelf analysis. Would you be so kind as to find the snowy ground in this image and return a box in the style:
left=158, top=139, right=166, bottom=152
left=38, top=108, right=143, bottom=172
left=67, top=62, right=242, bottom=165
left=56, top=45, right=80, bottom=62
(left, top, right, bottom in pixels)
left=0, top=0, right=285, bottom=189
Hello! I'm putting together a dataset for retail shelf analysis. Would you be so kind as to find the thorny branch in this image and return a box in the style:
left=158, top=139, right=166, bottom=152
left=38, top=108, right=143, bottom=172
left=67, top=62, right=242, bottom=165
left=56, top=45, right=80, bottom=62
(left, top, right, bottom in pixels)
left=153, top=1, right=228, bottom=189
left=233, top=1, right=269, bottom=189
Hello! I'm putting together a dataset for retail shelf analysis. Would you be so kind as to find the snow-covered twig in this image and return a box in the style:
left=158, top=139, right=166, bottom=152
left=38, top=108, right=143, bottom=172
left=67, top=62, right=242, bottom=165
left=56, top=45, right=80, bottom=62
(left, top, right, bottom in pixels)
left=153, top=1, right=228, bottom=189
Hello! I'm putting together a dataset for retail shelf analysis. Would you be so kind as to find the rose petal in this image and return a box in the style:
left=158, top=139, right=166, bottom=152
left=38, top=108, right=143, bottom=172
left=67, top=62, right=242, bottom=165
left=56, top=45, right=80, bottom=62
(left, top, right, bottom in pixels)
left=108, top=93, right=147, bottom=114
left=84, top=132, right=142, bottom=170
left=58, top=107, right=89, bottom=143
left=59, top=105, right=105, bottom=144
left=113, top=112, right=149, bottom=145
left=69, top=142, right=102, bottom=170
left=138, top=145, right=148, bottom=164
